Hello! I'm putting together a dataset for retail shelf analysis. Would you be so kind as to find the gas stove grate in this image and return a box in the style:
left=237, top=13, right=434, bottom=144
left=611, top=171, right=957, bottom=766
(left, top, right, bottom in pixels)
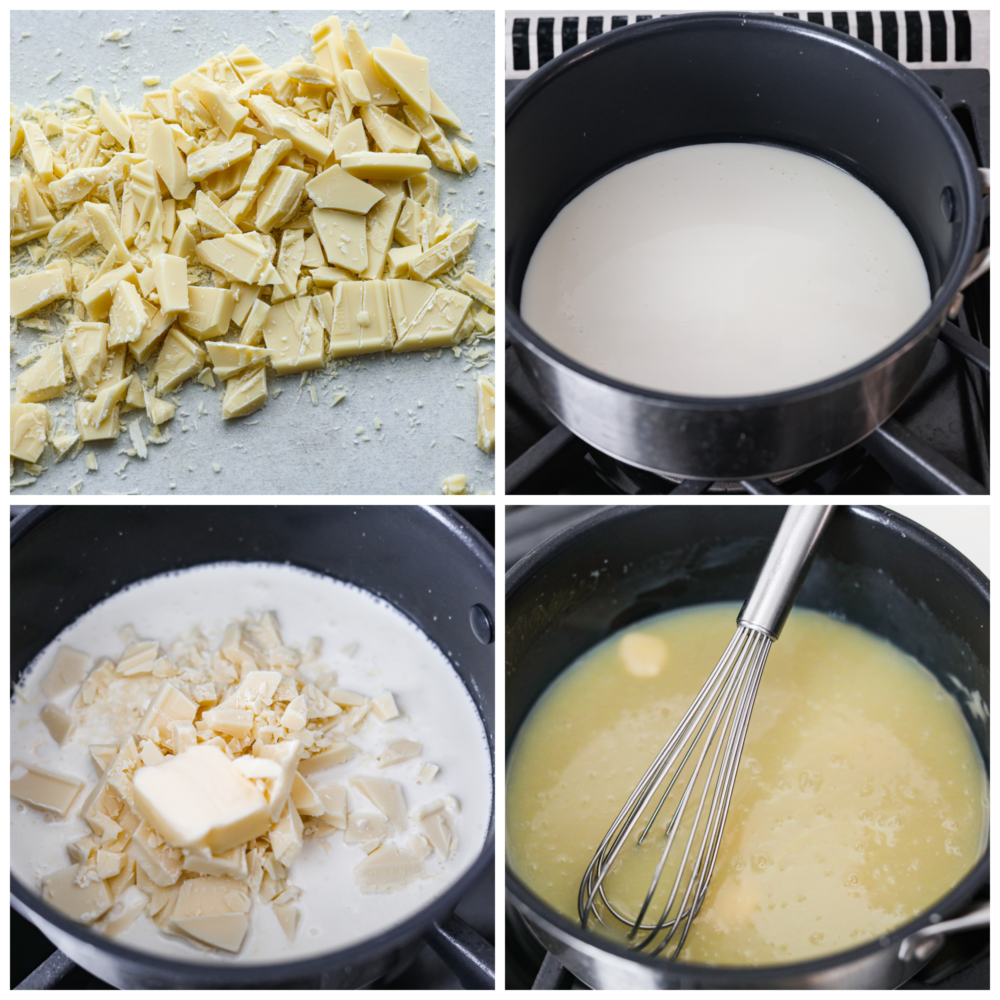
left=506, top=10, right=990, bottom=78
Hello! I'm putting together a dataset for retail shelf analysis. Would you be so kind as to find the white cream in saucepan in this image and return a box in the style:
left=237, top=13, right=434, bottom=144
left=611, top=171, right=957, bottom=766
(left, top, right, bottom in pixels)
left=11, top=562, right=492, bottom=964
left=520, top=143, right=932, bottom=396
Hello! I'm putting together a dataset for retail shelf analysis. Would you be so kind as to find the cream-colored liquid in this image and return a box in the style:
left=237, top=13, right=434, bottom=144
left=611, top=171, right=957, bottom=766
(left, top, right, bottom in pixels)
left=507, top=605, right=987, bottom=966
left=521, top=143, right=931, bottom=396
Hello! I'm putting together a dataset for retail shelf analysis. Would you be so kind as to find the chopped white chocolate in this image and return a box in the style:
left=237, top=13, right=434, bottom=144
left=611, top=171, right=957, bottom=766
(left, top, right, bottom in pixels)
left=40, top=703, right=75, bottom=746
left=306, top=165, right=384, bottom=214
left=340, top=152, right=431, bottom=181
left=316, top=783, right=348, bottom=829
left=16, top=343, right=67, bottom=403
left=377, top=739, right=422, bottom=768
left=459, top=273, right=495, bottom=311
left=11, top=267, right=70, bottom=319
left=42, top=865, right=113, bottom=924
left=388, top=279, right=472, bottom=353
left=177, top=287, right=236, bottom=341
left=354, top=845, right=424, bottom=893
left=11, top=403, right=49, bottom=462
left=329, top=280, right=394, bottom=357
left=221, top=362, right=268, bottom=418
left=42, top=648, right=92, bottom=699
left=371, top=691, right=400, bottom=722
left=350, top=776, right=407, bottom=828
left=476, top=376, right=496, bottom=454
left=11, top=762, right=84, bottom=815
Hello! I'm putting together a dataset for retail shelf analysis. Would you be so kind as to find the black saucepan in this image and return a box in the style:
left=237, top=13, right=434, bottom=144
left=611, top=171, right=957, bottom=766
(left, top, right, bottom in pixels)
left=506, top=13, right=988, bottom=480
left=11, top=505, right=495, bottom=989
left=506, top=505, right=989, bottom=988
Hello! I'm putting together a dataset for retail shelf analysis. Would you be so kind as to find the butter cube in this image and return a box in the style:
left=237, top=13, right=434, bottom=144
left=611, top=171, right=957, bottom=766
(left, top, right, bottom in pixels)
left=151, top=254, right=189, bottom=314
left=10, top=403, right=49, bottom=462
left=132, top=744, right=271, bottom=852
left=16, top=343, right=66, bottom=403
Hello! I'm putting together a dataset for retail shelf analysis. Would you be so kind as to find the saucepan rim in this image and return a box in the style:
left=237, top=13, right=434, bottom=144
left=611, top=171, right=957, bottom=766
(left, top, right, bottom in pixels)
left=10, top=504, right=496, bottom=985
left=504, top=503, right=989, bottom=983
left=505, top=10, right=984, bottom=409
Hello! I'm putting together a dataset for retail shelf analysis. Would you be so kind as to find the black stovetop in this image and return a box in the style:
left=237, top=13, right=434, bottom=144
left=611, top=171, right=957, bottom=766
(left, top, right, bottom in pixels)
left=506, top=29, right=990, bottom=496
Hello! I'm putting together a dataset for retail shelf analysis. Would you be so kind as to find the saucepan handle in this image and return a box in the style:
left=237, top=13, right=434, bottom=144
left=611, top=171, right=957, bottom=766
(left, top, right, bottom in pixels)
left=948, top=168, right=990, bottom=318
left=897, top=900, right=990, bottom=964
left=425, top=912, right=495, bottom=989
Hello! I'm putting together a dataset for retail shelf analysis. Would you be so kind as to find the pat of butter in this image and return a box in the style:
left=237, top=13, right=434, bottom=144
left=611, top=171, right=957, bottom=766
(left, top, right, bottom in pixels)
left=476, top=376, right=496, bottom=453
left=132, top=744, right=271, bottom=853
left=42, top=865, right=113, bottom=924
left=306, top=165, right=384, bottom=214
left=340, top=152, right=431, bottom=181
left=11, top=762, right=84, bottom=815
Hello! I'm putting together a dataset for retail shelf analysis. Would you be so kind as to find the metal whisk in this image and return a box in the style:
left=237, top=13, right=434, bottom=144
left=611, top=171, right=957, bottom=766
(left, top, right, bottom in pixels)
left=579, top=504, right=835, bottom=959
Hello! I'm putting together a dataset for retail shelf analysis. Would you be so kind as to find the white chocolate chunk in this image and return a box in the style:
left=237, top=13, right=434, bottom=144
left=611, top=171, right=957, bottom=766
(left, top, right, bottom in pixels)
left=298, top=741, right=356, bottom=774
left=371, top=691, right=399, bottom=722
left=476, top=376, right=495, bottom=454
left=40, top=703, right=75, bottom=746
left=371, top=47, right=430, bottom=112
left=316, top=784, right=347, bottom=829
left=290, top=772, right=325, bottom=816
left=42, top=865, right=113, bottom=924
left=222, top=362, right=268, bottom=418
left=376, top=738, right=422, bottom=768
left=306, top=165, right=384, bottom=214
left=16, top=343, right=66, bottom=403
left=103, top=884, right=148, bottom=937
left=11, top=268, right=70, bottom=319
left=11, top=762, right=84, bottom=815
left=350, top=776, right=407, bottom=828
left=150, top=253, right=189, bottom=314
left=11, top=403, right=49, bottom=463
left=340, top=152, right=431, bottom=181
left=354, top=844, right=424, bottom=893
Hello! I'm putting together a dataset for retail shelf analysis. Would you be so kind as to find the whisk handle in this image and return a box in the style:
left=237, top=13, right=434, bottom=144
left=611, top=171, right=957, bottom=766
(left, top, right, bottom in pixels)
left=738, top=505, right=835, bottom=638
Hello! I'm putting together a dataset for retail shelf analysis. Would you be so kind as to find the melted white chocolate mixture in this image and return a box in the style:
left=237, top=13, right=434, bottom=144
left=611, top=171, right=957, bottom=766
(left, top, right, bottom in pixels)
left=520, top=143, right=931, bottom=397
left=507, top=605, right=987, bottom=966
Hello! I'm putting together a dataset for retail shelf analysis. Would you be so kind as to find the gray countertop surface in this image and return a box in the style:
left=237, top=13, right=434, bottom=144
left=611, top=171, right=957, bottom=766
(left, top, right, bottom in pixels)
left=11, top=9, right=496, bottom=496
